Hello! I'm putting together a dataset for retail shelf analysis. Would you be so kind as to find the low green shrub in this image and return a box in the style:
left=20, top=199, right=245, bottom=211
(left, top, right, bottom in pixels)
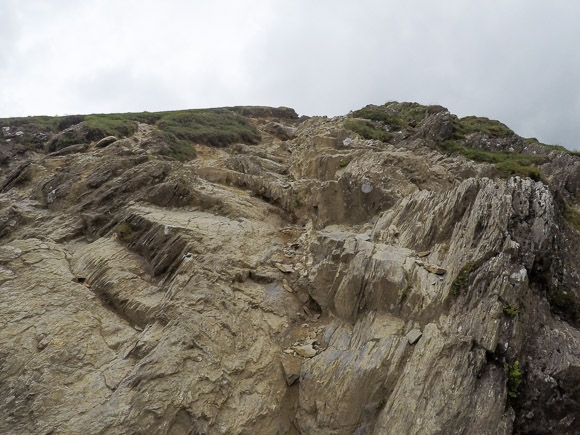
left=154, top=130, right=197, bottom=161
left=350, top=107, right=403, bottom=129
left=503, top=304, right=519, bottom=317
left=343, top=119, right=392, bottom=142
left=1, top=108, right=261, bottom=150
left=155, top=109, right=261, bottom=147
left=455, top=116, right=514, bottom=138
left=83, top=115, right=138, bottom=140
left=504, top=361, right=523, bottom=398
left=440, top=139, right=544, bottom=181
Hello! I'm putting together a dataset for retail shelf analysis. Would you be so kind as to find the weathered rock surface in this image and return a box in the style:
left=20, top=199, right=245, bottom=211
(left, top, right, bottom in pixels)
left=1, top=104, right=579, bottom=434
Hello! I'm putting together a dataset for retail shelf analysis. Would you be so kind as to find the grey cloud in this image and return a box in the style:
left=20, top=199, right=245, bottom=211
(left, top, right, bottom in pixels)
left=0, top=1, right=20, bottom=70
left=71, top=67, right=188, bottom=114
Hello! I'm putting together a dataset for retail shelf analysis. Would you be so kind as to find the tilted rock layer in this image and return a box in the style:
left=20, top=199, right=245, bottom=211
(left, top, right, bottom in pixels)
left=1, top=103, right=579, bottom=434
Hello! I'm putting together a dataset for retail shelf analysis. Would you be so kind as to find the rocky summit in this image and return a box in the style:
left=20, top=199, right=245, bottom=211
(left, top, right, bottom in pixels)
left=1, top=102, right=580, bottom=434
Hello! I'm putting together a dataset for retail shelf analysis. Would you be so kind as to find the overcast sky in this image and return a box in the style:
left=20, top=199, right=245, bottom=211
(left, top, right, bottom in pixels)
left=2, top=0, right=580, bottom=149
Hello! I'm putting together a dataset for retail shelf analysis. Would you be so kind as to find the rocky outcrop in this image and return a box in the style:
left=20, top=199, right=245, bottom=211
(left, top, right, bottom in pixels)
left=1, top=104, right=579, bottom=434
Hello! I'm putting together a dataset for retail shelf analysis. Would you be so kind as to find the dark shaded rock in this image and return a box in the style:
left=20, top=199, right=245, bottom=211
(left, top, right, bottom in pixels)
left=57, top=115, right=85, bottom=131
left=1, top=162, right=31, bottom=193
left=0, top=206, right=29, bottom=239
left=418, top=110, right=454, bottom=142
left=263, top=122, right=296, bottom=141
left=48, top=143, right=88, bottom=156
left=144, top=180, right=194, bottom=207
left=230, top=106, right=299, bottom=120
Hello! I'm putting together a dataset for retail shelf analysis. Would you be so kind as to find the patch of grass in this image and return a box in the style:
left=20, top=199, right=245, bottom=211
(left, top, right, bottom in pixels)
left=524, top=137, right=564, bottom=151
left=503, top=304, right=519, bottom=317
left=57, top=115, right=85, bottom=130
left=349, top=102, right=435, bottom=133
left=563, top=204, right=580, bottom=232
left=0, top=115, right=62, bottom=149
left=1, top=108, right=261, bottom=150
left=338, top=158, right=351, bottom=168
left=455, top=116, right=514, bottom=138
left=504, top=361, right=523, bottom=398
left=395, top=103, right=432, bottom=126
left=83, top=115, right=138, bottom=140
left=441, top=139, right=544, bottom=181
left=155, top=109, right=261, bottom=147
left=351, top=107, right=404, bottom=129
left=0, top=115, right=60, bottom=131
left=115, top=222, right=137, bottom=243
left=450, top=262, right=476, bottom=296
left=344, top=119, right=392, bottom=142
left=525, top=137, right=580, bottom=156
left=496, top=161, right=542, bottom=181
left=154, top=130, right=197, bottom=161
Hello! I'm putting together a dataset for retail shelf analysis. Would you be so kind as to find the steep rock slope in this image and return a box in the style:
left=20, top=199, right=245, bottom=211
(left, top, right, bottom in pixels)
left=1, top=103, right=579, bottom=434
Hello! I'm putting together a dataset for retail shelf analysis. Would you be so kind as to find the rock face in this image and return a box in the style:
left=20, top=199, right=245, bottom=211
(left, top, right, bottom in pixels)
left=1, top=103, right=580, bottom=434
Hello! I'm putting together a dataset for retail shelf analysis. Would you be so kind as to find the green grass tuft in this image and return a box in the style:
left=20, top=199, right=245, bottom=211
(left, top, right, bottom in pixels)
left=1, top=108, right=261, bottom=153
left=153, top=130, right=197, bottom=161
left=450, top=262, right=476, bottom=296
left=441, top=139, right=544, bottom=181
left=504, top=361, right=523, bottom=398
left=155, top=109, right=260, bottom=147
left=503, top=304, right=519, bottom=317
left=83, top=115, right=138, bottom=140
left=343, top=119, right=392, bottom=142
left=338, top=159, right=350, bottom=168
left=455, top=116, right=514, bottom=138
left=350, top=107, right=403, bottom=129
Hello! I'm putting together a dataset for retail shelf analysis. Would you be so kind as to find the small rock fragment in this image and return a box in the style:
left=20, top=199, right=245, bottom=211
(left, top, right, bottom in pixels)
left=292, top=343, right=318, bottom=358
left=389, top=225, right=400, bottom=236
left=416, top=251, right=431, bottom=258
left=274, top=263, right=294, bottom=273
left=416, top=260, right=446, bottom=275
left=406, top=329, right=423, bottom=345
left=282, top=279, right=293, bottom=293
left=361, top=181, right=373, bottom=193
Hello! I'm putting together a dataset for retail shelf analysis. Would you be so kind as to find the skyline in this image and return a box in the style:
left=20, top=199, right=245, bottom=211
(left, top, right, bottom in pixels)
left=2, top=0, right=579, bottom=150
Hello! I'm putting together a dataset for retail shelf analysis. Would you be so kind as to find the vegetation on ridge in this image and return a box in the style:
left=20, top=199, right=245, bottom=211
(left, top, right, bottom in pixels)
left=345, top=102, right=553, bottom=181
left=343, top=119, right=393, bottom=142
left=1, top=108, right=261, bottom=159
left=441, top=139, right=544, bottom=181
left=504, top=361, right=523, bottom=398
